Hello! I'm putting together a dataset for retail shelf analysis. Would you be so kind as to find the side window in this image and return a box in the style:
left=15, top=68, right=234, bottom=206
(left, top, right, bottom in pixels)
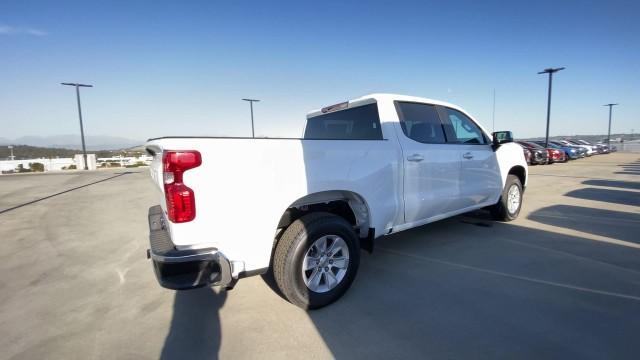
left=395, top=102, right=446, bottom=144
left=304, top=103, right=383, bottom=140
left=444, top=108, right=487, bottom=144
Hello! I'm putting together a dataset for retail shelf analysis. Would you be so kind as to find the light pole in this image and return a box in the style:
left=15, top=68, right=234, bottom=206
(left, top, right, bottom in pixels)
left=538, top=67, right=565, bottom=147
left=603, top=103, right=619, bottom=145
left=242, top=98, right=260, bottom=138
left=492, top=89, right=496, bottom=132
left=8, top=145, right=15, bottom=160
left=61, top=82, right=93, bottom=170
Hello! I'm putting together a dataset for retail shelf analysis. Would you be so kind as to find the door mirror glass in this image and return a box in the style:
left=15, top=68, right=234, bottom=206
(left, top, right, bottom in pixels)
left=492, top=131, right=513, bottom=145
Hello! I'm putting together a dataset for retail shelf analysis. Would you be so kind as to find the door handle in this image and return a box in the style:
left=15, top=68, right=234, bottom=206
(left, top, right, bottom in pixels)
left=463, top=152, right=474, bottom=159
left=407, top=154, right=424, bottom=162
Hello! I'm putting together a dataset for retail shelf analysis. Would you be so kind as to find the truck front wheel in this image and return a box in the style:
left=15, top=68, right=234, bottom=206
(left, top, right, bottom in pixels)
left=490, top=174, right=523, bottom=221
left=273, top=212, right=360, bottom=309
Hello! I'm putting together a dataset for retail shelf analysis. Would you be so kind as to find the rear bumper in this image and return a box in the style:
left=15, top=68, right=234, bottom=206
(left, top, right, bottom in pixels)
left=147, top=205, right=234, bottom=290
left=548, top=154, right=565, bottom=163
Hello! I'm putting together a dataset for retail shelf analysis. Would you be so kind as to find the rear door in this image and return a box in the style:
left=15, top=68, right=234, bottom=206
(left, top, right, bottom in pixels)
left=394, top=101, right=461, bottom=223
left=438, top=107, right=501, bottom=209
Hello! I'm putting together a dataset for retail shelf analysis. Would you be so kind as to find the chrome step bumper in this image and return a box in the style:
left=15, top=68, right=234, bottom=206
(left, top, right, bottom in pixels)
left=147, top=205, right=234, bottom=290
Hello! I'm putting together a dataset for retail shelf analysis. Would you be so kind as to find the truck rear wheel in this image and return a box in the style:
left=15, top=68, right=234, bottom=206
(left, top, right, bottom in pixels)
left=490, top=174, right=523, bottom=222
left=273, top=212, right=360, bottom=309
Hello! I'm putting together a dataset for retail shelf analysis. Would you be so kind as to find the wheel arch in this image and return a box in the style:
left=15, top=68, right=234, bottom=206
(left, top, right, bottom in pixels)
left=276, top=190, right=372, bottom=240
left=508, top=165, right=527, bottom=189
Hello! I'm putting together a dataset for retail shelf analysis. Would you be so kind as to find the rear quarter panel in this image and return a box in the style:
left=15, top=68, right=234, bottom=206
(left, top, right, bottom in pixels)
left=146, top=137, right=402, bottom=272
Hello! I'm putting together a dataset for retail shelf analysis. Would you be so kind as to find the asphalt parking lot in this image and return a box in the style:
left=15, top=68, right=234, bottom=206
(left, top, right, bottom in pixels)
left=1, top=153, right=639, bottom=359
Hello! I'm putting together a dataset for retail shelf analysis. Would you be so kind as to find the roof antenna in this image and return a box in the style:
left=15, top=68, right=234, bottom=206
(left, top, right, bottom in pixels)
left=492, top=89, right=496, bottom=132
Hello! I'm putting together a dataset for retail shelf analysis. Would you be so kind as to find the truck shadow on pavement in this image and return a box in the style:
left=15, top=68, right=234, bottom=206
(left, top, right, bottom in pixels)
left=160, top=287, right=226, bottom=360
left=305, top=211, right=640, bottom=359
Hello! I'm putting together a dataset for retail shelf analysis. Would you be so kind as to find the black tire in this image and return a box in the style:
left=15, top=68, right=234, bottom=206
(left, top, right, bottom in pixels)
left=273, top=212, right=360, bottom=310
left=490, top=174, right=523, bottom=222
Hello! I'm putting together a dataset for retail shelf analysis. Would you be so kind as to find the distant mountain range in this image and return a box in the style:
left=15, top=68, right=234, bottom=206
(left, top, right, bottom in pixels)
left=0, top=135, right=143, bottom=151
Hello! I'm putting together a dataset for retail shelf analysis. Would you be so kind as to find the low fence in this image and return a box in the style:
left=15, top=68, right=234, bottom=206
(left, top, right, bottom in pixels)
left=616, top=143, right=640, bottom=153
left=1, top=154, right=153, bottom=174
left=0, top=158, right=75, bottom=172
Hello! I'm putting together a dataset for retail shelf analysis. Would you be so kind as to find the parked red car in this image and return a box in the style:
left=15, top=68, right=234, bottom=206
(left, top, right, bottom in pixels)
left=518, top=141, right=566, bottom=164
left=516, top=141, right=549, bottom=165
left=533, top=141, right=570, bottom=162
left=522, top=147, right=531, bottom=164
left=547, top=147, right=566, bottom=163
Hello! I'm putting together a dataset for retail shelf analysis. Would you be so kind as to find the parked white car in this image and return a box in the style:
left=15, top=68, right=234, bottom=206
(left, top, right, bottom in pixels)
left=559, top=139, right=597, bottom=156
left=145, top=93, right=528, bottom=309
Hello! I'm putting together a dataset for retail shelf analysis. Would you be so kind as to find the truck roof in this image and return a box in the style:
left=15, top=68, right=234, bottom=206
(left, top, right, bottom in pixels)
left=306, top=93, right=464, bottom=119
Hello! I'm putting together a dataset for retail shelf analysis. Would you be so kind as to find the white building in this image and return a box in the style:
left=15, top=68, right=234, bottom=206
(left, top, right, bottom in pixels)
left=97, top=155, right=152, bottom=167
left=1, top=153, right=151, bottom=174
left=0, top=154, right=102, bottom=173
left=74, top=154, right=97, bottom=170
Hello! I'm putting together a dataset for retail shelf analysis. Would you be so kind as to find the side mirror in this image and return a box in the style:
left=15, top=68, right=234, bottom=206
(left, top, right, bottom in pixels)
left=492, top=131, right=513, bottom=147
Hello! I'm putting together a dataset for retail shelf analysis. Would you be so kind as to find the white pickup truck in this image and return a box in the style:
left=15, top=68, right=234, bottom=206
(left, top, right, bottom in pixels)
left=145, top=93, right=527, bottom=309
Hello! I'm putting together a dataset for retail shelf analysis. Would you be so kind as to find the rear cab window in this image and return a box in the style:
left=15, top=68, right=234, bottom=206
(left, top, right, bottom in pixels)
left=304, top=103, right=383, bottom=140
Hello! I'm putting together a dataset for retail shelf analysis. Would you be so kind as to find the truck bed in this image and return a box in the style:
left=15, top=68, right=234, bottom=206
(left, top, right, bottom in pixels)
left=146, top=136, right=403, bottom=272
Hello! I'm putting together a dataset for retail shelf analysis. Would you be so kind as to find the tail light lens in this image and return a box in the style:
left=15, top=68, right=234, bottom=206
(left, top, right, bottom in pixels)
left=162, top=151, right=202, bottom=223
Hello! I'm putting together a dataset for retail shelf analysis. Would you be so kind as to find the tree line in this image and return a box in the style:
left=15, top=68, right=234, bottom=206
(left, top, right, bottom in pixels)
left=0, top=145, right=145, bottom=160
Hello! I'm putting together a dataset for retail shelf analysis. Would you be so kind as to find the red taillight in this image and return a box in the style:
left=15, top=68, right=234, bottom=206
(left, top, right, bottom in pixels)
left=162, top=151, right=202, bottom=223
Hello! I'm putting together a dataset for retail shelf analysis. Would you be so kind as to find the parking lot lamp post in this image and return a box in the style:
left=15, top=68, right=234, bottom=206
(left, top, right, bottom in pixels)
left=603, top=103, right=619, bottom=145
left=538, top=67, right=565, bottom=147
left=242, top=98, right=260, bottom=138
left=61, top=82, right=93, bottom=170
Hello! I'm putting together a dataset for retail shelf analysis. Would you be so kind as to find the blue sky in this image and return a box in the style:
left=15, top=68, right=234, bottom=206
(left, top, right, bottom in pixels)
left=1, top=0, right=638, bottom=142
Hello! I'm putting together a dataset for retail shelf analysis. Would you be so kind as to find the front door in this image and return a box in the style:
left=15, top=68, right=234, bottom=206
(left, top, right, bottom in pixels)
left=440, top=107, right=501, bottom=209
